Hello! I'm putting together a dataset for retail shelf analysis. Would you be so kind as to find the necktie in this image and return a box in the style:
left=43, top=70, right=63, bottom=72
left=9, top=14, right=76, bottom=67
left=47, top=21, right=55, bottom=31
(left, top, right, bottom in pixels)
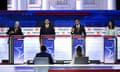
left=46, top=28, right=48, bottom=32
left=77, top=27, right=79, bottom=32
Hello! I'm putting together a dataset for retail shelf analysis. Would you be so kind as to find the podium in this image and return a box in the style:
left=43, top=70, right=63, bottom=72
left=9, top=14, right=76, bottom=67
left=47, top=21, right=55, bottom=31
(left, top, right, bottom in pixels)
left=40, top=35, right=55, bottom=58
left=9, top=35, right=24, bottom=64
left=104, top=36, right=117, bottom=63
left=72, top=35, right=85, bottom=56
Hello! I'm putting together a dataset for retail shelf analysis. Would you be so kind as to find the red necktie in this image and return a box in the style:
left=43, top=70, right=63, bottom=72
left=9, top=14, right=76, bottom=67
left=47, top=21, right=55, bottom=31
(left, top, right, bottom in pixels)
left=46, top=28, right=48, bottom=32
left=77, top=28, right=79, bottom=32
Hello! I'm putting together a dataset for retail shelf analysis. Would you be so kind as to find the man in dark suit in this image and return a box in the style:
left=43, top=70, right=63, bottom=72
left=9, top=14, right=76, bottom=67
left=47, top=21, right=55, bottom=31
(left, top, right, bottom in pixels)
left=35, top=45, right=54, bottom=64
left=71, top=18, right=86, bottom=36
left=6, top=21, right=23, bottom=36
left=40, top=18, right=55, bottom=35
left=6, top=21, right=23, bottom=64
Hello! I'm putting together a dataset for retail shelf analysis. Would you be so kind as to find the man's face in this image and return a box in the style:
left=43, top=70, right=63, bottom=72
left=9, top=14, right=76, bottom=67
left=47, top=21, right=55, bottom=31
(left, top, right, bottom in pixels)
left=45, top=19, right=50, bottom=24
left=14, top=21, right=19, bottom=28
left=75, top=19, right=79, bottom=25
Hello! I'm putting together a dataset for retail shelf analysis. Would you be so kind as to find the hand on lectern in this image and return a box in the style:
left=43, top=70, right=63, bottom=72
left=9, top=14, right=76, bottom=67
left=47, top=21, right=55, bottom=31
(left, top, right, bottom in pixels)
left=9, top=31, right=14, bottom=35
left=71, top=28, right=75, bottom=34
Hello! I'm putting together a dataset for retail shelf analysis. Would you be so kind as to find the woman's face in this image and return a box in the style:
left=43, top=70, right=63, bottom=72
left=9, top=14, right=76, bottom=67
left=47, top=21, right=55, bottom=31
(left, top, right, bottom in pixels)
left=109, top=21, right=113, bottom=26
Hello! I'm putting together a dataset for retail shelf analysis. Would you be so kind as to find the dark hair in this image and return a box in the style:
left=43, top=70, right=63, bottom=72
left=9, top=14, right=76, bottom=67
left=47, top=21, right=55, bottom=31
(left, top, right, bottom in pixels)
left=44, top=18, right=51, bottom=24
left=44, top=18, right=49, bottom=20
left=41, top=45, right=47, bottom=52
left=108, top=20, right=115, bottom=29
left=44, top=18, right=51, bottom=22
left=76, top=46, right=82, bottom=57
left=74, top=18, right=79, bottom=21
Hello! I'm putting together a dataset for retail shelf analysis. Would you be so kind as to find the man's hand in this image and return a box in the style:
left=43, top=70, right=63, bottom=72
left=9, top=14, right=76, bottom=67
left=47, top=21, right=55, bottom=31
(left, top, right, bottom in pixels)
left=10, top=31, right=14, bottom=34
left=71, top=28, right=75, bottom=33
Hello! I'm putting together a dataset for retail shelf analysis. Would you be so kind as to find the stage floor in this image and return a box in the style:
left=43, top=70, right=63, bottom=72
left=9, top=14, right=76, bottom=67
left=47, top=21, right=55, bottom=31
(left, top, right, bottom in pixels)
left=0, top=64, right=120, bottom=72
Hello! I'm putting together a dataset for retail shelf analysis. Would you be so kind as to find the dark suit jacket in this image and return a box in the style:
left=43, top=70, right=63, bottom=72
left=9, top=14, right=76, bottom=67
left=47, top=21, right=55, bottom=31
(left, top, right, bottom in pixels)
left=35, top=52, right=54, bottom=64
left=6, top=27, right=23, bottom=44
left=40, top=23, right=55, bottom=35
left=6, top=27, right=23, bottom=36
left=72, top=25, right=86, bottom=36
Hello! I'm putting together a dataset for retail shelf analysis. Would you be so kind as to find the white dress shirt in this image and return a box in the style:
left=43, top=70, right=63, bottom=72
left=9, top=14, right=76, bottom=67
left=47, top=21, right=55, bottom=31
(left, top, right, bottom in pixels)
left=45, top=24, right=49, bottom=28
left=76, top=24, right=80, bottom=28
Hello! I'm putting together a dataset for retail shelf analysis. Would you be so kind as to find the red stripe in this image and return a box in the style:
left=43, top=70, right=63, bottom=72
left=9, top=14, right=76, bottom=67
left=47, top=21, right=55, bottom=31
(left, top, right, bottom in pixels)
left=73, top=35, right=84, bottom=38
left=103, top=36, right=113, bottom=38
left=33, top=12, right=90, bottom=15
left=24, top=35, right=40, bottom=37
left=55, top=35, right=71, bottom=37
left=49, top=69, right=120, bottom=72
left=0, top=35, right=71, bottom=38
left=0, top=35, right=9, bottom=37
left=86, top=35, right=102, bottom=37
left=40, top=35, right=54, bottom=38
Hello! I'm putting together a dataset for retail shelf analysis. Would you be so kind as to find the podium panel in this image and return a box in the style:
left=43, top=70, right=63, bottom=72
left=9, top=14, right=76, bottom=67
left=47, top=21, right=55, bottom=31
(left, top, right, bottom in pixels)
left=73, top=35, right=85, bottom=56
left=117, top=36, right=120, bottom=59
left=13, top=36, right=24, bottom=64
left=0, top=36, right=8, bottom=63
left=54, top=35, right=72, bottom=60
left=86, top=36, right=104, bottom=62
left=24, top=36, right=40, bottom=62
left=42, top=36, right=55, bottom=58
left=104, top=36, right=116, bottom=63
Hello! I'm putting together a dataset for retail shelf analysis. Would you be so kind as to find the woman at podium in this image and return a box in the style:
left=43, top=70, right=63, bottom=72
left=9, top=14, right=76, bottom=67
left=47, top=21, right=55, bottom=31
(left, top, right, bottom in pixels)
left=106, top=20, right=117, bottom=36
left=71, top=18, right=86, bottom=36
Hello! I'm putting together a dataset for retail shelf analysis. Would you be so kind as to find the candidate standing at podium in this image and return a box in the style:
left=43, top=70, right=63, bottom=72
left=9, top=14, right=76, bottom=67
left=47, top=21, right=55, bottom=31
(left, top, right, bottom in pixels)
left=106, top=20, right=117, bottom=36
left=40, top=18, right=55, bottom=35
left=71, top=18, right=86, bottom=36
left=6, top=21, right=23, bottom=45
left=40, top=18, right=55, bottom=45
left=6, top=21, right=23, bottom=64
left=6, top=21, right=23, bottom=36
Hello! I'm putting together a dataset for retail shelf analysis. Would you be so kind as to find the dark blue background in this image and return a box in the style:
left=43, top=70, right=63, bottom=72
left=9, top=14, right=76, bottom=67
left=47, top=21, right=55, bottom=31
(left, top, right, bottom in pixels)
left=0, top=10, right=120, bottom=27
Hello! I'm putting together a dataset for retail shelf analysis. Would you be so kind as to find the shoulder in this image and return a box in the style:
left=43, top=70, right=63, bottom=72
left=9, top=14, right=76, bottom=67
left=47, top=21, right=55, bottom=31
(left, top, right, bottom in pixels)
left=41, top=24, right=45, bottom=27
left=106, top=26, right=109, bottom=29
left=72, top=25, right=76, bottom=28
left=80, top=25, right=85, bottom=29
left=45, top=52, right=51, bottom=55
left=45, top=53, right=51, bottom=56
left=36, top=53, right=41, bottom=56
left=18, top=27, right=22, bottom=29
left=50, top=23, right=54, bottom=26
left=114, top=27, right=116, bottom=29
left=9, top=27, right=14, bottom=29
left=80, top=25, right=85, bottom=28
